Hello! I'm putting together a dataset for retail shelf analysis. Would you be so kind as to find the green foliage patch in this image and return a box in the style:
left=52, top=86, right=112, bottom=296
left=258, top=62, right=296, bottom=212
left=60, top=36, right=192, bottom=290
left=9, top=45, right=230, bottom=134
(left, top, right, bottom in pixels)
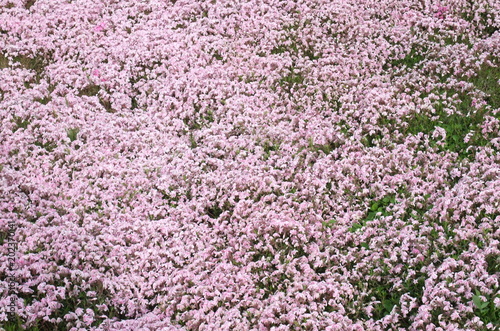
left=348, top=195, right=396, bottom=233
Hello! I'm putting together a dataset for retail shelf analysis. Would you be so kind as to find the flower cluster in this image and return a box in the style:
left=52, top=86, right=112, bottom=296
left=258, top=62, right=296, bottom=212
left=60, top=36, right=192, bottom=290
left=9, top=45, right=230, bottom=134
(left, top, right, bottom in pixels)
left=0, top=0, right=499, bottom=330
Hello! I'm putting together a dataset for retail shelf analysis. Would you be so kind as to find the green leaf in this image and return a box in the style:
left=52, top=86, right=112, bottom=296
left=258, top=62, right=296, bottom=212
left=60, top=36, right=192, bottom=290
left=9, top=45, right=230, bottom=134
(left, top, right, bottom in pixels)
left=383, top=300, right=395, bottom=313
left=66, top=127, right=80, bottom=142
left=348, top=223, right=362, bottom=233
left=322, top=219, right=337, bottom=228
left=371, top=202, right=379, bottom=211
left=366, top=212, right=376, bottom=221
left=472, top=294, right=485, bottom=309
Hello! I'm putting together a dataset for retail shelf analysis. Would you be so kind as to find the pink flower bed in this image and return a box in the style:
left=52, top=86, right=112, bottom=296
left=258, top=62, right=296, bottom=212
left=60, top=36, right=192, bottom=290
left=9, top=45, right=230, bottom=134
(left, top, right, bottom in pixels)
left=0, top=0, right=499, bottom=329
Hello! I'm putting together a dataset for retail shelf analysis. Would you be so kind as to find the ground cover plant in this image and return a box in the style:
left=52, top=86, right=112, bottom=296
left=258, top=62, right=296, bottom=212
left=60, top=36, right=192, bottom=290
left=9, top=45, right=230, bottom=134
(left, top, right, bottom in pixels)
left=0, top=0, right=499, bottom=330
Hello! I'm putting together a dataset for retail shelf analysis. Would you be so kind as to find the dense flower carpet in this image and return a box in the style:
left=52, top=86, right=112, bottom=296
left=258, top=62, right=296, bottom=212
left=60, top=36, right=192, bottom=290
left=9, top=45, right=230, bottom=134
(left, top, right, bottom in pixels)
left=0, top=0, right=499, bottom=330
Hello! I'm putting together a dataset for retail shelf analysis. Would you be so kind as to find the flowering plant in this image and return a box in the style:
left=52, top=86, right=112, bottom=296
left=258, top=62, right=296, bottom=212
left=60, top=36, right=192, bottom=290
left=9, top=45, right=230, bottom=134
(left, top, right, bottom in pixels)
left=0, top=0, right=499, bottom=330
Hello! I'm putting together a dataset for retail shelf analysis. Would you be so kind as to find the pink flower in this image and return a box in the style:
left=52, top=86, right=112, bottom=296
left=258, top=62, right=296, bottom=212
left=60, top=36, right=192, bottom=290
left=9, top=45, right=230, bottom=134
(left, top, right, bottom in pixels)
left=94, top=22, right=106, bottom=32
left=2, top=0, right=499, bottom=329
left=434, top=5, right=449, bottom=19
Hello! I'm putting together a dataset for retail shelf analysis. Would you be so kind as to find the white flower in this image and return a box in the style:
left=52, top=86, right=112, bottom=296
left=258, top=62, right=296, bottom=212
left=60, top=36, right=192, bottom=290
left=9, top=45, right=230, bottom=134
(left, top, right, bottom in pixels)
left=432, top=126, right=446, bottom=140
